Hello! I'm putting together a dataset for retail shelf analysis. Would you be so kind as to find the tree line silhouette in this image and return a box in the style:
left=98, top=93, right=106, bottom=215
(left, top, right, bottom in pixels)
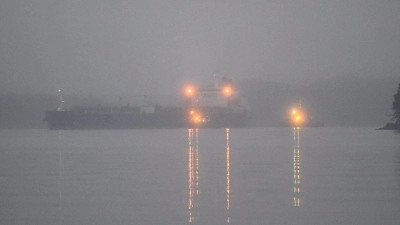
left=392, top=83, right=400, bottom=126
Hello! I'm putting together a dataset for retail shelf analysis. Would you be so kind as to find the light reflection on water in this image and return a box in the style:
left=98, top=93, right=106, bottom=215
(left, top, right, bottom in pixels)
left=293, top=127, right=301, bottom=207
left=226, top=128, right=230, bottom=223
left=1, top=128, right=400, bottom=225
left=188, top=128, right=231, bottom=223
left=58, top=130, right=64, bottom=225
left=188, top=128, right=199, bottom=222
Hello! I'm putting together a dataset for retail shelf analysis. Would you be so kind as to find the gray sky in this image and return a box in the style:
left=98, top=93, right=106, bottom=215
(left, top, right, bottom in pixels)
left=1, top=0, right=399, bottom=101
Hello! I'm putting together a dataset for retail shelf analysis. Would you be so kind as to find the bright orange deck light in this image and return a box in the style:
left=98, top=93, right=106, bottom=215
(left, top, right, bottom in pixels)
left=222, top=86, right=233, bottom=96
left=292, top=113, right=304, bottom=125
left=191, top=113, right=203, bottom=124
left=289, top=107, right=305, bottom=125
left=185, top=85, right=195, bottom=97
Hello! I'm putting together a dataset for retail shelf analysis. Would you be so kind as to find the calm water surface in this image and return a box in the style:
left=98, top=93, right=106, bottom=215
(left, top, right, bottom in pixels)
left=0, top=128, right=399, bottom=225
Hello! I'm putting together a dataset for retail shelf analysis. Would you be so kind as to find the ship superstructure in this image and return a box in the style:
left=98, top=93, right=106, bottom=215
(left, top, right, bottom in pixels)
left=184, top=76, right=249, bottom=128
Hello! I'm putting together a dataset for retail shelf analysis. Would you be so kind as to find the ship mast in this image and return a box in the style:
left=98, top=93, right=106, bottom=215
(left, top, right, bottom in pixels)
left=57, top=90, right=65, bottom=111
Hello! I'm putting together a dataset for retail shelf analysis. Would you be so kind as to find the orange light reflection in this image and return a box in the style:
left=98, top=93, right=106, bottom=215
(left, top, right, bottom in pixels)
left=188, top=128, right=199, bottom=222
left=226, top=128, right=230, bottom=223
left=293, top=127, right=301, bottom=207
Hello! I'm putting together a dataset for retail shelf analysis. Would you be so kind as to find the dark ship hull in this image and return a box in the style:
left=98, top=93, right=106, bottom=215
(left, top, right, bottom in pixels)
left=280, top=120, right=324, bottom=128
left=187, top=108, right=249, bottom=129
left=44, top=107, right=248, bottom=130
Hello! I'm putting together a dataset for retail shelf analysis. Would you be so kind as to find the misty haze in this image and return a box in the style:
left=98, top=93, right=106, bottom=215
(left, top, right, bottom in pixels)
left=1, top=1, right=400, bottom=225
left=1, top=1, right=400, bottom=128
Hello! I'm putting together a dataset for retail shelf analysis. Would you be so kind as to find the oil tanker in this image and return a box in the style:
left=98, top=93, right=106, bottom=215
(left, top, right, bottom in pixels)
left=44, top=76, right=249, bottom=129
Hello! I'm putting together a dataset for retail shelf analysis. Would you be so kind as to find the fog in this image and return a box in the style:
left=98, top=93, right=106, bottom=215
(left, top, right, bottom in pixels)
left=1, top=1, right=400, bottom=128
left=0, top=75, right=397, bottom=129
left=241, top=75, right=398, bottom=127
left=1, top=1, right=400, bottom=99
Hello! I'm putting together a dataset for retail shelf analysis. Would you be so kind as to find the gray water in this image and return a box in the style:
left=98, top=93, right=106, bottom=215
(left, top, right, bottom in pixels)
left=0, top=128, right=399, bottom=225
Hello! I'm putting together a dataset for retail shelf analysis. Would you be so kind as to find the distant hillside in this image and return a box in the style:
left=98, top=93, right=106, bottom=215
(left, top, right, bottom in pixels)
left=239, top=76, right=398, bottom=127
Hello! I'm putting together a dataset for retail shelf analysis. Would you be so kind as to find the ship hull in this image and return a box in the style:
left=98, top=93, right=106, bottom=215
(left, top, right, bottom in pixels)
left=280, top=121, right=324, bottom=128
left=44, top=109, right=248, bottom=130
